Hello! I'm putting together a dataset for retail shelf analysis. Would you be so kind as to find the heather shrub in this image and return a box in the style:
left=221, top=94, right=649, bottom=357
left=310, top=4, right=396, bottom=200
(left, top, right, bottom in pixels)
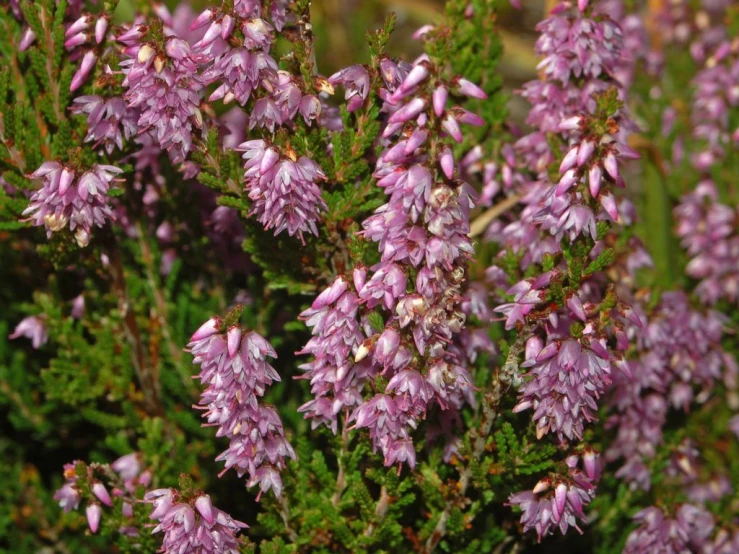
left=0, top=0, right=737, bottom=552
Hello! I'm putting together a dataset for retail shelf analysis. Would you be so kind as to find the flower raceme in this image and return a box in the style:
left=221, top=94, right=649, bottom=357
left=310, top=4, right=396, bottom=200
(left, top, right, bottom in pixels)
left=188, top=316, right=295, bottom=499
left=145, top=488, right=247, bottom=554
left=24, top=162, right=122, bottom=247
left=297, top=54, right=485, bottom=469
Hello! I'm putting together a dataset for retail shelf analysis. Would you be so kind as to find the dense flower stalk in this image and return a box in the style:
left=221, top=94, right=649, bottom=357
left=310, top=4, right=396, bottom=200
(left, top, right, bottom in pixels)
left=188, top=316, right=295, bottom=498
left=508, top=451, right=601, bottom=541
left=297, top=51, right=484, bottom=468
left=70, top=95, right=138, bottom=154
left=237, top=140, right=327, bottom=243
left=623, top=504, right=715, bottom=553
left=605, top=292, right=734, bottom=489
left=487, top=1, right=638, bottom=453
left=675, top=181, right=738, bottom=306
left=23, top=162, right=122, bottom=247
left=120, top=33, right=204, bottom=163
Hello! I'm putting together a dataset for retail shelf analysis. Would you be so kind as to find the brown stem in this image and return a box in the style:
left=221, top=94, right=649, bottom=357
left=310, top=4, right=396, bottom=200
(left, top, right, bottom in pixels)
left=332, top=426, right=351, bottom=507
left=469, top=194, right=524, bottom=238
left=135, top=223, right=196, bottom=394
left=39, top=4, right=63, bottom=123
left=363, top=486, right=390, bottom=538
left=107, top=240, right=162, bottom=416
left=277, top=494, right=299, bottom=542
left=424, top=329, right=531, bottom=553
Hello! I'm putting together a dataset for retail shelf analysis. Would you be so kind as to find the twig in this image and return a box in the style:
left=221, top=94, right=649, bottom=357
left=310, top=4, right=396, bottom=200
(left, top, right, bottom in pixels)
left=135, top=223, right=195, bottom=394
left=424, top=328, right=532, bottom=553
left=363, top=486, right=390, bottom=537
left=469, top=194, right=523, bottom=238
left=107, top=241, right=162, bottom=416
left=277, top=493, right=299, bottom=542
left=332, top=426, right=351, bottom=507
left=39, top=4, right=63, bottom=123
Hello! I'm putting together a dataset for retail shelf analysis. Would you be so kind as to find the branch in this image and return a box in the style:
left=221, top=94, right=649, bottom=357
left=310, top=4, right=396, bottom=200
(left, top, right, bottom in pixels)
left=468, top=194, right=523, bottom=238
left=332, top=426, right=351, bottom=507
left=106, top=239, right=162, bottom=416
left=363, top=486, right=390, bottom=538
left=277, top=493, right=299, bottom=542
left=424, top=327, right=532, bottom=553
left=135, top=223, right=196, bottom=394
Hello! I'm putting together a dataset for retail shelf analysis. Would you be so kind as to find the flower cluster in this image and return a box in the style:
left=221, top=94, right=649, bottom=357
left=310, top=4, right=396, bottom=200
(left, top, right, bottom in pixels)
left=70, top=96, right=138, bottom=155
left=145, top=488, right=247, bottom=554
left=489, top=0, right=638, bottom=447
left=52, top=454, right=151, bottom=535
left=623, top=504, right=716, bottom=553
left=188, top=316, right=295, bottom=498
left=237, top=140, right=327, bottom=243
left=120, top=35, right=204, bottom=164
left=507, top=451, right=601, bottom=541
left=23, top=162, right=121, bottom=247
left=605, top=291, right=734, bottom=490
left=675, top=181, right=739, bottom=306
left=691, top=39, right=738, bottom=169
left=297, top=55, right=485, bottom=468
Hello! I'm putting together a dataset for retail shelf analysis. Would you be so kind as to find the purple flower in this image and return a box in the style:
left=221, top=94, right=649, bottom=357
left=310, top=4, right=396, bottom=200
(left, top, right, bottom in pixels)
left=508, top=454, right=599, bottom=541
left=189, top=318, right=295, bottom=498
left=624, top=504, right=714, bottom=553
left=53, top=474, right=81, bottom=513
left=297, top=276, right=372, bottom=432
left=145, top=489, right=247, bottom=553
left=204, top=47, right=278, bottom=106
left=238, top=140, right=327, bottom=243
left=513, top=335, right=621, bottom=441
left=675, top=181, right=738, bottom=305
left=691, top=41, right=739, bottom=170
left=9, top=316, right=48, bottom=349
left=605, top=292, right=733, bottom=489
left=329, top=65, right=370, bottom=112
left=121, top=37, right=204, bottom=163
left=71, top=95, right=138, bottom=154
left=23, top=162, right=121, bottom=247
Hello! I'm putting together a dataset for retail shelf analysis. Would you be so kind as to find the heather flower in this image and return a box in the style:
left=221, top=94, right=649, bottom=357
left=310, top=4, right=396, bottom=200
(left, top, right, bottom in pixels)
left=71, top=95, right=138, bottom=154
left=691, top=40, right=738, bottom=170
left=624, top=504, right=715, bottom=553
left=23, top=162, right=122, bottom=247
left=513, top=334, right=621, bottom=441
left=508, top=453, right=599, bottom=541
left=352, top=391, right=425, bottom=469
left=606, top=292, right=733, bottom=489
left=188, top=317, right=295, bottom=498
left=237, top=140, right=327, bottom=243
left=535, top=7, right=623, bottom=86
left=203, top=46, right=278, bottom=106
left=53, top=463, right=82, bottom=512
left=329, top=65, right=371, bottom=112
left=111, top=453, right=142, bottom=482
left=674, top=181, right=738, bottom=305
left=70, top=51, right=98, bottom=92
left=298, top=274, right=372, bottom=432
left=121, top=36, right=204, bottom=163
left=145, top=488, right=247, bottom=554
left=71, top=294, right=85, bottom=319
left=298, top=58, right=481, bottom=469
left=9, top=315, right=48, bottom=349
